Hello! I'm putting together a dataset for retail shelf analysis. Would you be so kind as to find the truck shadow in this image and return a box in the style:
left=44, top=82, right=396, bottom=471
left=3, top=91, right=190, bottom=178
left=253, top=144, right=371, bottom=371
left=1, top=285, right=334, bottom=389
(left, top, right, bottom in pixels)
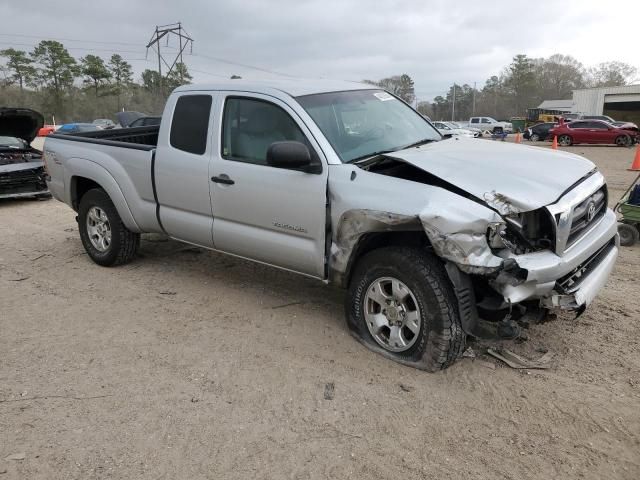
left=137, top=232, right=347, bottom=327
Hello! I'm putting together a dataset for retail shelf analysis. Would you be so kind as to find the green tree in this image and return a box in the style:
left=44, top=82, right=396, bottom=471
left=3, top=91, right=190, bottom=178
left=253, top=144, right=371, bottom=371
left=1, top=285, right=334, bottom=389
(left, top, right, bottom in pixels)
left=31, top=41, right=78, bottom=100
left=165, top=62, right=193, bottom=92
left=0, top=48, right=36, bottom=92
left=503, top=54, right=536, bottom=115
left=588, top=61, right=637, bottom=87
left=108, top=54, right=133, bottom=109
left=141, top=69, right=161, bottom=92
left=80, top=54, right=111, bottom=97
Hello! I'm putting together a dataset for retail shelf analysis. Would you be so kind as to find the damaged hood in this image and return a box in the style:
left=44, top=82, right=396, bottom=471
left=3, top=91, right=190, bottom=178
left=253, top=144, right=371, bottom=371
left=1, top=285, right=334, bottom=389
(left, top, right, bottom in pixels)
left=388, top=138, right=595, bottom=213
left=0, top=108, right=44, bottom=144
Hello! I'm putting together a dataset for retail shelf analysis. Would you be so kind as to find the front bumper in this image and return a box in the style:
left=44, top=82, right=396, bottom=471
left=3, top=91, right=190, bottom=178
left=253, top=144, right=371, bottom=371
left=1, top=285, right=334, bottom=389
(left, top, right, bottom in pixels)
left=0, top=165, right=49, bottom=199
left=495, top=208, right=619, bottom=308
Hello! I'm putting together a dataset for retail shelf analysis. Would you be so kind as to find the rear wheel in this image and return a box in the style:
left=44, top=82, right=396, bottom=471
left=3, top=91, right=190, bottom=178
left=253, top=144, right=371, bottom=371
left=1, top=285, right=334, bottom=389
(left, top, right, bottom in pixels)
left=558, top=134, right=572, bottom=146
left=615, top=135, right=632, bottom=147
left=78, top=188, right=139, bottom=266
left=618, top=222, right=639, bottom=246
left=346, top=247, right=464, bottom=371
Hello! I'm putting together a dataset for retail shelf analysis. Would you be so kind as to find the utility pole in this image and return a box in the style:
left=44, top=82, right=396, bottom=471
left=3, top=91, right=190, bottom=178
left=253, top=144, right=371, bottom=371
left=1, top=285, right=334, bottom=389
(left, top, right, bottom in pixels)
left=146, top=22, right=194, bottom=98
left=451, top=83, right=456, bottom=121
left=472, top=81, right=476, bottom=116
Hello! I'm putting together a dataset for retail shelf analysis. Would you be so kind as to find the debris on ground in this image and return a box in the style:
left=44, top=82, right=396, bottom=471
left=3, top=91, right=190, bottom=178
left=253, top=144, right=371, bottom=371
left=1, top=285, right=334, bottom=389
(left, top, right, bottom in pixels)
left=398, top=383, right=413, bottom=392
left=462, top=347, right=476, bottom=358
left=323, top=382, right=335, bottom=400
left=487, top=348, right=554, bottom=370
left=5, top=453, right=25, bottom=461
left=158, top=291, right=177, bottom=295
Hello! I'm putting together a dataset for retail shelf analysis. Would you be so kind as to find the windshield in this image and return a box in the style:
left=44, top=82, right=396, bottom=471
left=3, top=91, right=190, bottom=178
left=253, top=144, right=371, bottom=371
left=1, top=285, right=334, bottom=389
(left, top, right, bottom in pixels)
left=296, top=89, right=441, bottom=163
left=0, top=136, right=26, bottom=148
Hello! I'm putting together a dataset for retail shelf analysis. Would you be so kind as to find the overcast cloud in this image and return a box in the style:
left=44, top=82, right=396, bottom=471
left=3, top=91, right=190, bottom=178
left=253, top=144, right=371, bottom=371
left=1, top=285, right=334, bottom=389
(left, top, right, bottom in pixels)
left=1, top=0, right=639, bottom=100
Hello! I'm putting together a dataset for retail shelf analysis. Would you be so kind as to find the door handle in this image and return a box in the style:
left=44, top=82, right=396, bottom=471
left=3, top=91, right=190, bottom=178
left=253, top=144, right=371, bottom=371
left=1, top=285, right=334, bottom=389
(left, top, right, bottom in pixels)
left=211, top=175, right=235, bottom=185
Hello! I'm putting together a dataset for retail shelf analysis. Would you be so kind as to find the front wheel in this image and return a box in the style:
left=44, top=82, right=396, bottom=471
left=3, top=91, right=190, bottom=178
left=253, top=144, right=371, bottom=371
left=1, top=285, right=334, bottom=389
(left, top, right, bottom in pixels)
left=530, top=133, right=540, bottom=142
left=78, top=188, right=140, bottom=266
left=558, top=134, right=572, bottom=146
left=615, top=135, right=632, bottom=147
left=346, top=247, right=465, bottom=371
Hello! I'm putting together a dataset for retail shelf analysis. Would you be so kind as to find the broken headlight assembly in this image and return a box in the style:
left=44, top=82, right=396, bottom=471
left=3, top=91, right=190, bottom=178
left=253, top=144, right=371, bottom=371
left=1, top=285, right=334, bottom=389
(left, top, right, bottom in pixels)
left=487, top=208, right=555, bottom=254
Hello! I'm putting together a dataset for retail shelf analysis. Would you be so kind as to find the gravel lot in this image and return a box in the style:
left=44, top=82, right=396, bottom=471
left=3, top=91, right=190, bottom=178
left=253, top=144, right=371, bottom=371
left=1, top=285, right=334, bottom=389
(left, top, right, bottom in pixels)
left=1, top=141, right=639, bottom=479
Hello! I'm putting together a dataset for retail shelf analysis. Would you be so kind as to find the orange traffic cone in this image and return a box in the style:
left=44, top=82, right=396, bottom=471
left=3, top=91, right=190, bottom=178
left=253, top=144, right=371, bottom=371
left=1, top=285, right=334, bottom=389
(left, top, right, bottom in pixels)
left=515, top=132, right=521, bottom=144
left=551, top=136, right=558, bottom=150
left=628, top=144, right=640, bottom=171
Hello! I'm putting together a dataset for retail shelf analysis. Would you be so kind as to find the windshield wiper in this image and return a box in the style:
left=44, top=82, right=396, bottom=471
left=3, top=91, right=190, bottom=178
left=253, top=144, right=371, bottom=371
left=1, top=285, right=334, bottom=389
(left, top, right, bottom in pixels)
left=347, top=138, right=436, bottom=164
left=348, top=149, right=397, bottom=164
left=400, top=138, right=437, bottom=149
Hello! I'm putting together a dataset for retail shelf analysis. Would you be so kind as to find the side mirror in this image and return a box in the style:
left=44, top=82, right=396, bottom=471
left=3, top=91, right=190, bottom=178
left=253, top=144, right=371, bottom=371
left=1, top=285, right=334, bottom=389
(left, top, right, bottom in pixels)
left=266, top=141, right=320, bottom=173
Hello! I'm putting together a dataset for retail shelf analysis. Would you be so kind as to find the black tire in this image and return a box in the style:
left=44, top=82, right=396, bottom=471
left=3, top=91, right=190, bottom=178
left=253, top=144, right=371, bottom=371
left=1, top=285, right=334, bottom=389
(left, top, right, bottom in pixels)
left=530, top=133, right=540, bottom=142
left=615, top=135, right=632, bottom=147
left=558, top=134, right=572, bottom=146
left=78, top=188, right=139, bottom=266
left=346, top=247, right=465, bottom=372
left=618, top=222, right=639, bottom=246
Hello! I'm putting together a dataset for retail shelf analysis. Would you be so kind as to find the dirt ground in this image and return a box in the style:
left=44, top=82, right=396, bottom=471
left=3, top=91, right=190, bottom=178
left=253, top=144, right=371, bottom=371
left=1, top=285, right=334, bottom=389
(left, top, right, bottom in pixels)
left=1, top=141, right=639, bottom=479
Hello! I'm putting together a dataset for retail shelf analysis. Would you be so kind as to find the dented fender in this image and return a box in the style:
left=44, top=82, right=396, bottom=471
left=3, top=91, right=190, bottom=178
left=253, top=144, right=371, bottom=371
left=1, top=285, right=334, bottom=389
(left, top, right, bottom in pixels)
left=327, top=166, right=513, bottom=284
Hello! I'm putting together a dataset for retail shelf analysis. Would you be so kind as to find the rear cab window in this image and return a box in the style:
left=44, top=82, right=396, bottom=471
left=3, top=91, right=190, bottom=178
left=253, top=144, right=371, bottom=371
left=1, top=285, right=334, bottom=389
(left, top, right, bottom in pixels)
left=170, top=94, right=213, bottom=155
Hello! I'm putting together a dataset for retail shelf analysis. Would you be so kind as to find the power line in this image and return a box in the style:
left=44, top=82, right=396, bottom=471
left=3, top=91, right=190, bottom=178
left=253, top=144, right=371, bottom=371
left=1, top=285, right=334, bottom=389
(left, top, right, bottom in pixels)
left=0, top=32, right=140, bottom=47
left=0, top=41, right=144, bottom=55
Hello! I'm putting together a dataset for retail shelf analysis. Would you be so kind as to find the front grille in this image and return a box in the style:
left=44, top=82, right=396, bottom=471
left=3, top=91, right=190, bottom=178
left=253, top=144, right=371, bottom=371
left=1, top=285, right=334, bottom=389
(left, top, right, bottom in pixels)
left=0, top=167, right=47, bottom=195
left=566, top=186, right=607, bottom=246
left=556, top=237, right=616, bottom=293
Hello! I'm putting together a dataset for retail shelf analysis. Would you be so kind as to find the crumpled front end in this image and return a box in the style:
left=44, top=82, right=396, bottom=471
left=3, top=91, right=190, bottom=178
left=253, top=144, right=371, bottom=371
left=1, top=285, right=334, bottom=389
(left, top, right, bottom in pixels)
left=329, top=162, right=618, bottom=338
left=416, top=170, right=619, bottom=315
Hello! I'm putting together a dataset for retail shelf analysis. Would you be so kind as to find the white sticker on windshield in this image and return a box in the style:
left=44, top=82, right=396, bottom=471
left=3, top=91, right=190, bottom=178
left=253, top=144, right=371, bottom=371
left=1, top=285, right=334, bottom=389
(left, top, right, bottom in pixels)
left=373, top=92, right=394, bottom=101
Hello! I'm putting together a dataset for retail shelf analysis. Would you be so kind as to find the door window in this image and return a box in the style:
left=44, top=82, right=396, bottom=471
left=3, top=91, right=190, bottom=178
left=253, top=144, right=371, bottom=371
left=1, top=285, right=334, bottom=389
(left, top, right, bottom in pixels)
left=470, top=118, right=479, bottom=124
left=222, top=97, right=312, bottom=166
left=170, top=95, right=213, bottom=155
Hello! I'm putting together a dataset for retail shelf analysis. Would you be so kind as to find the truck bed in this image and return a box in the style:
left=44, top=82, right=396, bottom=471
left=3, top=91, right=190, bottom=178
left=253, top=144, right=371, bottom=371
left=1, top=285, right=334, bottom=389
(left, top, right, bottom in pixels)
left=49, top=125, right=159, bottom=151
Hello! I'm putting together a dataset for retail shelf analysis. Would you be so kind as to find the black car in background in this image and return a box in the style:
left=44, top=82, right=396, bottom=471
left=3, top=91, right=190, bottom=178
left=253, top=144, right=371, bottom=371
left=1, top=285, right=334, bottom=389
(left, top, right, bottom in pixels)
left=129, top=116, right=161, bottom=128
left=523, top=122, right=556, bottom=141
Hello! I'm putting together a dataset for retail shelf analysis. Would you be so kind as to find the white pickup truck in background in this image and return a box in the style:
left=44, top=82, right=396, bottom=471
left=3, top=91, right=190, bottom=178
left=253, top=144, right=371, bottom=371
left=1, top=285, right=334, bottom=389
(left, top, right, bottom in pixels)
left=467, top=116, right=513, bottom=134
left=43, top=79, right=619, bottom=371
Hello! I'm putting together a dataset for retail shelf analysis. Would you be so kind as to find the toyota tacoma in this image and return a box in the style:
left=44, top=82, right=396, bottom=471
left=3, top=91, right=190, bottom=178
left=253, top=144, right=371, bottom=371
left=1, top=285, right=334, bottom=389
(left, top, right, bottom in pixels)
left=44, top=80, right=619, bottom=371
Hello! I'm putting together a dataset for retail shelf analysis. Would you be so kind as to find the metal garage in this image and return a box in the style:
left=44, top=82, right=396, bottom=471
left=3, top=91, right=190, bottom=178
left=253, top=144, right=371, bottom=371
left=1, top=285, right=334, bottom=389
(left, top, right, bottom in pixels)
left=573, top=85, right=640, bottom=124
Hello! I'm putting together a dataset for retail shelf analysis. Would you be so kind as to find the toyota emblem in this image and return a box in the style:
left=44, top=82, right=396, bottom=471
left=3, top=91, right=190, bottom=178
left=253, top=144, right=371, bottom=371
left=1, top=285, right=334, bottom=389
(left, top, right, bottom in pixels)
left=586, top=201, right=596, bottom=222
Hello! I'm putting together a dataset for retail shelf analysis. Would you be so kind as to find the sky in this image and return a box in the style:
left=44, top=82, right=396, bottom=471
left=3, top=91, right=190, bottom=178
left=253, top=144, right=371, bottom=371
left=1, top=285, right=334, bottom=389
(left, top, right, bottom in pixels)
left=1, top=0, right=639, bottom=101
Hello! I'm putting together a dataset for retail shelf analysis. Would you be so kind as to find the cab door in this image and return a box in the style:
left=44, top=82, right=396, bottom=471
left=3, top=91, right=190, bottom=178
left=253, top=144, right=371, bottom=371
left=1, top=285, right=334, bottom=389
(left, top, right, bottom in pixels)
left=154, top=92, right=218, bottom=247
left=209, top=93, right=328, bottom=278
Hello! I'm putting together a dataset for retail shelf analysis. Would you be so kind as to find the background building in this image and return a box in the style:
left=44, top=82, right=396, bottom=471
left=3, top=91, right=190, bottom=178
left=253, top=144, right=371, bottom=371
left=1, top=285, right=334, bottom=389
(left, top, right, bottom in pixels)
left=573, top=85, right=640, bottom=123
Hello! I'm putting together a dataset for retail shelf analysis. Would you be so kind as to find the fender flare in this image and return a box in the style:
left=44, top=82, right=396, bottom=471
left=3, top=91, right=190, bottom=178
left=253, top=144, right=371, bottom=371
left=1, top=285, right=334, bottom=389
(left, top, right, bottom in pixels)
left=66, top=157, right=141, bottom=233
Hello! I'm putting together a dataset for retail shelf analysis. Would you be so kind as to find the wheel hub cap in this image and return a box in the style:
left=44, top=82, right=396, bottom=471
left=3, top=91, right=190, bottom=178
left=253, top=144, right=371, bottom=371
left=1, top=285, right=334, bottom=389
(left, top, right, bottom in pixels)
left=86, top=206, right=111, bottom=252
left=364, top=277, right=421, bottom=353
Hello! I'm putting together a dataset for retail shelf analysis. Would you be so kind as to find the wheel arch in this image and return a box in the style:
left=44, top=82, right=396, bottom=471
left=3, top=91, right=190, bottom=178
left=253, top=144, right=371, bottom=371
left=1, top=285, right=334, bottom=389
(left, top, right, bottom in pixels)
left=329, top=208, right=432, bottom=288
left=66, top=160, right=141, bottom=233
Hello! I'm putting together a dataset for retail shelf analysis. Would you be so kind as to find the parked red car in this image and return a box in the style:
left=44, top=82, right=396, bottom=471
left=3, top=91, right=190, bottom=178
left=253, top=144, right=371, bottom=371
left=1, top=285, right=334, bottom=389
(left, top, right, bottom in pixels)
left=37, top=125, right=57, bottom=137
left=549, top=120, right=639, bottom=147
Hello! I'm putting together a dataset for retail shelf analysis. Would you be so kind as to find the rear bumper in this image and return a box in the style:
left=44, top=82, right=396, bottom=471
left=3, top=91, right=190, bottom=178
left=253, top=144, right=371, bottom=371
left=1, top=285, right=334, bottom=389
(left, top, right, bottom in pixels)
left=495, top=208, right=619, bottom=308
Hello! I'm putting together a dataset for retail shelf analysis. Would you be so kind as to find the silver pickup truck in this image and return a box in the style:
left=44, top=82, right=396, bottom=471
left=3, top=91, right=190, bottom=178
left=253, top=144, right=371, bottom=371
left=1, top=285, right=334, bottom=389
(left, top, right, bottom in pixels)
left=44, top=79, right=619, bottom=371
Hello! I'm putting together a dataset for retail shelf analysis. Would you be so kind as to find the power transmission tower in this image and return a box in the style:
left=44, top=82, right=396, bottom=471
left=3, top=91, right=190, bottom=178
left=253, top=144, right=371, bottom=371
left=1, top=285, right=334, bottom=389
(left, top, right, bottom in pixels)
left=145, top=22, right=194, bottom=97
